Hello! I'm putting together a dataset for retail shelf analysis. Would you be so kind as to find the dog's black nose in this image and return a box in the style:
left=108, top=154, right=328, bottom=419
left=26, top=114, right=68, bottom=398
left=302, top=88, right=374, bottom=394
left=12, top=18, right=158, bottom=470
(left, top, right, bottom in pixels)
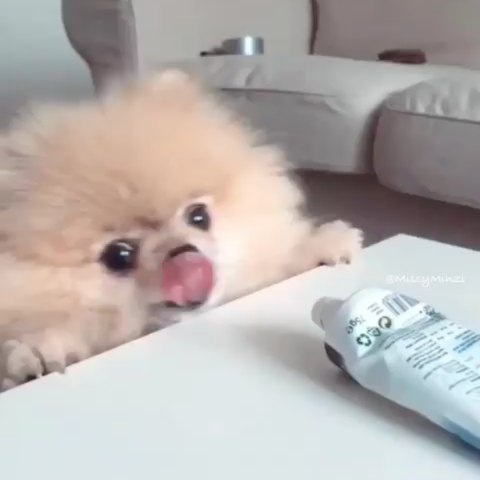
left=166, top=244, right=198, bottom=259
left=164, top=300, right=203, bottom=310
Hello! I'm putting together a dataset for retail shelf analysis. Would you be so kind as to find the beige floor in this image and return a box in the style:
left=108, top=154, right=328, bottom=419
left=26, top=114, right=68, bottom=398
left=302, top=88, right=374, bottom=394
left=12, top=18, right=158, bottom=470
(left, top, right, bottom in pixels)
left=298, top=171, right=480, bottom=250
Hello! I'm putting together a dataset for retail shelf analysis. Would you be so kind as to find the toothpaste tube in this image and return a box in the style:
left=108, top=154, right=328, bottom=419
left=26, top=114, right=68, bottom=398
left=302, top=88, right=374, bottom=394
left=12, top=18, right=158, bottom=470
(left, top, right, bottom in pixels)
left=312, top=287, right=480, bottom=450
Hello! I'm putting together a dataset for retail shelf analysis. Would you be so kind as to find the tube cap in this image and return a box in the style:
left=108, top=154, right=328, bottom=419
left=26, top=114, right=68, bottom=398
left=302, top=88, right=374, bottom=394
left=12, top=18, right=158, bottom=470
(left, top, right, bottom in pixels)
left=311, top=297, right=342, bottom=330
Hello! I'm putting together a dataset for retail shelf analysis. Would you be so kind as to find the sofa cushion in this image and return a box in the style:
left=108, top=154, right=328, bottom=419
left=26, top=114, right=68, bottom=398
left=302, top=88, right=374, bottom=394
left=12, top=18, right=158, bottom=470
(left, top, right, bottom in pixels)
left=374, top=75, right=480, bottom=209
left=164, top=55, right=465, bottom=173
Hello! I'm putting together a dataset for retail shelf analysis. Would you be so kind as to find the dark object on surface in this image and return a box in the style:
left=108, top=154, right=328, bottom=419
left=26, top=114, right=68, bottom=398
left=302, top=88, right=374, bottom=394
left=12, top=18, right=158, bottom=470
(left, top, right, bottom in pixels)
left=378, top=49, right=427, bottom=64
left=200, top=47, right=227, bottom=56
left=201, top=36, right=265, bottom=57
left=324, top=343, right=357, bottom=382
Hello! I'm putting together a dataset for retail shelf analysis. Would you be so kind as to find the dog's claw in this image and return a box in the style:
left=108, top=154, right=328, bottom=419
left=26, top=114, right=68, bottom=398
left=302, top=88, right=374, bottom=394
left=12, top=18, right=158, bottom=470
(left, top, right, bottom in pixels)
left=313, top=221, right=363, bottom=267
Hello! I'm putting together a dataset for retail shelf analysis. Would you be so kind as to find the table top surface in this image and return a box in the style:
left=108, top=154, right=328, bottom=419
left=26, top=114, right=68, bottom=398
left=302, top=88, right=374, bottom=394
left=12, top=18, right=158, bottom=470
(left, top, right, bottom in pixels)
left=1, top=234, right=479, bottom=479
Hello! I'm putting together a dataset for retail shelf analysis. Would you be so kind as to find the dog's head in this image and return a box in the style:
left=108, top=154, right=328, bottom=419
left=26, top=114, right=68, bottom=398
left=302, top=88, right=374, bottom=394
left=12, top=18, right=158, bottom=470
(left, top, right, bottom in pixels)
left=0, top=71, right=304, bottom=314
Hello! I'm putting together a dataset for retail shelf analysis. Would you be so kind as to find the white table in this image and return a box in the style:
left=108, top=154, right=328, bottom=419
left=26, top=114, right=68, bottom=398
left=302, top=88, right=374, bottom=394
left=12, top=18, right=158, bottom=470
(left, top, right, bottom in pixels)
left=1, top=235, right=479, bottom=479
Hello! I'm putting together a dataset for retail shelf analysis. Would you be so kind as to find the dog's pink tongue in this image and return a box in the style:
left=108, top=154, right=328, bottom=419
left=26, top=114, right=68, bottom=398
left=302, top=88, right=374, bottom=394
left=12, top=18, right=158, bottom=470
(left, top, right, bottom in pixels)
left=161, top=251, right=214, bottom=307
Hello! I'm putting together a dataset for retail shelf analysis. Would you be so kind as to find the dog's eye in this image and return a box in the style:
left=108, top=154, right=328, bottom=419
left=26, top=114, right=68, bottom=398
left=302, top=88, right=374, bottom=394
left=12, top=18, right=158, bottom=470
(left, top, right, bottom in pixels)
left=99, top=239, right=139, bottom=273
left=185, top=203, right=210, bottom=231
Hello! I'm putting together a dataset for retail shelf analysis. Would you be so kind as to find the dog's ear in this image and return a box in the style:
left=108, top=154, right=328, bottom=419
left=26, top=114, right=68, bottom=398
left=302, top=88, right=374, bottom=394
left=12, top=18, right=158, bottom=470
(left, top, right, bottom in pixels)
left=148, top=69, right=193, bottom=89
left=0, top=132, right=31, bottom=209
left=140, top=69, right=206, bottom=105
left=101, top=69, right=204, bottom=108
left=0, top=103, right=71, bottom=207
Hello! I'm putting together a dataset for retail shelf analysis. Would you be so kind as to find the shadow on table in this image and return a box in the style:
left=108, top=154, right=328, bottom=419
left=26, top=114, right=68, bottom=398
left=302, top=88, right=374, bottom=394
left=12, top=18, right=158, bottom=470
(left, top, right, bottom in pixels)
left=237, top=324, right=479, bottom=464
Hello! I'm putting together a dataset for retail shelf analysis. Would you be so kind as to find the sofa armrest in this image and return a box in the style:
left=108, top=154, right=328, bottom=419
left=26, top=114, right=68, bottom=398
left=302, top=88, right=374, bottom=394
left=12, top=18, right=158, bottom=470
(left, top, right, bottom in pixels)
left=62, top=0, right=137, bottom=92
left=62, top=0, right=312, bottom=90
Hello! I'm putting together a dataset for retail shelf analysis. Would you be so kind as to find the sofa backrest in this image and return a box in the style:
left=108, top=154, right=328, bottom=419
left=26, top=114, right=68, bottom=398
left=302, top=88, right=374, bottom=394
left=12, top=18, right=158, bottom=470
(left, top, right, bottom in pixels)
left=132, top=0, right=312, bottom=70
left=313, top=0, right=480, bottom=69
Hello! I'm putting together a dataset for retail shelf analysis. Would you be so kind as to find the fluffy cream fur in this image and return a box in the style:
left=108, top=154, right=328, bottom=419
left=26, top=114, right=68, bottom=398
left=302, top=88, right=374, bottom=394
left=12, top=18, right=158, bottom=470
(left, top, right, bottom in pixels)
left=0, top=71, right=362, bottom=390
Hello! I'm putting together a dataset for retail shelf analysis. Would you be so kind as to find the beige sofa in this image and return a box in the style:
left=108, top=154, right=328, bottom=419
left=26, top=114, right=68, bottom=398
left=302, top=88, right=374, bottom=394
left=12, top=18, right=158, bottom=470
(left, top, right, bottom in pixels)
left=62, top=0, right=480, bottom=210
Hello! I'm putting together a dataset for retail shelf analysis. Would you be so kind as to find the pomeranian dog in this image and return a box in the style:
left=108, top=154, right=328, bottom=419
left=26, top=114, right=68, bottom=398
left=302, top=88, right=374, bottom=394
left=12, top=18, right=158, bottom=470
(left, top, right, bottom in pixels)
left=0, top=71, right=362, bottom=390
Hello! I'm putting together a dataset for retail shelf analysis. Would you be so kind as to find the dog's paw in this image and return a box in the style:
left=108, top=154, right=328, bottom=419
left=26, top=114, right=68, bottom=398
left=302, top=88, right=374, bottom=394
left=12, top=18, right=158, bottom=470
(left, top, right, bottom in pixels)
left=313, top=220, right=364, bottom=266
left=0, top=340, right=44, bottom=391
left=0, top=332, right=87, bottom=392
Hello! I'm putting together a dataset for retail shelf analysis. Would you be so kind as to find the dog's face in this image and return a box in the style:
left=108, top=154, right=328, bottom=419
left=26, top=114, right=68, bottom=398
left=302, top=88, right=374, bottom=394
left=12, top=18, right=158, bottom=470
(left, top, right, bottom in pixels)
left=0, top=72, right=303, bottom=313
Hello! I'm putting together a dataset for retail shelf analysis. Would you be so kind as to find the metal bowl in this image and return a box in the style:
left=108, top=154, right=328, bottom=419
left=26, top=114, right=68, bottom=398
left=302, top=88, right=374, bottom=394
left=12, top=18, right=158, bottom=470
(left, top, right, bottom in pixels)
left=221, top=36, right=264, bottom=55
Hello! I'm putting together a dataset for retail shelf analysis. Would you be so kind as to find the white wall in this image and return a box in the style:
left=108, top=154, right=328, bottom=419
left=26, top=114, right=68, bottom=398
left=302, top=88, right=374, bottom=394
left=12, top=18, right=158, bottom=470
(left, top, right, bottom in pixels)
left=315, top=0, right=480, bottom=69
left=0, top=0, right=93, bottom=126
left=132, top=0, right=311, bottom=71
